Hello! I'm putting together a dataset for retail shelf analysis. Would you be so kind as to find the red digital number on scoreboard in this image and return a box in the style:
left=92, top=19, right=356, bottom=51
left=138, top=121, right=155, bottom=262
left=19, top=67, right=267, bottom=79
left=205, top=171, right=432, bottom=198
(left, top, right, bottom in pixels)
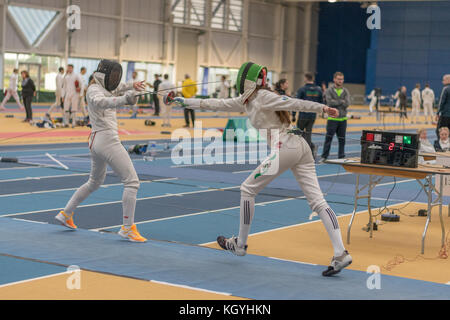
left=388, top=142, right=395, bottom=151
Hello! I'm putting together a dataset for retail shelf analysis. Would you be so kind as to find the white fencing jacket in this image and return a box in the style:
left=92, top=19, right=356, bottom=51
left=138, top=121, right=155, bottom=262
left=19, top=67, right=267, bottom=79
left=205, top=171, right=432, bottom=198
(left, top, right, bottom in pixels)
left=62, top=72, right=84, bottom=98
left=185, top=89, right=326, bottom=146
left=86, top=73, right=134, bottom=133
left=422, top=88, right=435, bottom=104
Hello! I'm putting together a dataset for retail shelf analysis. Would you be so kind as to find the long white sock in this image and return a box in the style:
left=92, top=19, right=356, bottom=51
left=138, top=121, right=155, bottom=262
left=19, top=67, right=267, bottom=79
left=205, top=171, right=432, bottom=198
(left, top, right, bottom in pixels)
left=237, top=196, right=255, bottom=248
left=317, top=206, right=346, bottom=257
left=122, top=187, right=138, bottom=227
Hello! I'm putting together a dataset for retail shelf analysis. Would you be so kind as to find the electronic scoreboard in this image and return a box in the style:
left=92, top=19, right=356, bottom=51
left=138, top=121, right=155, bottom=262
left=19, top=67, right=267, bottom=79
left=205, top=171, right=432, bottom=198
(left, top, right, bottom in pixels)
left=360, top=130, right=419, bottom=168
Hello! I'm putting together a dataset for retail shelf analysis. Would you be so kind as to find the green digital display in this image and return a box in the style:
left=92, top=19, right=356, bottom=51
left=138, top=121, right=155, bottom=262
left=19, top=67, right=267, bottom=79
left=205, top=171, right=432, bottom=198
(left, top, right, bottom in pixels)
left=403, top=136, right=412, bottom=145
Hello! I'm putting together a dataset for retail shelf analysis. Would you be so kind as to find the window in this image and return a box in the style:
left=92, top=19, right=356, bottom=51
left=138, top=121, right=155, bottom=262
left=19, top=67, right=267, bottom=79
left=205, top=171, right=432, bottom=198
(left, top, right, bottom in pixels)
left=172, top=0, right=205, bottom=27
left=212, top=0, right=242, bottom=31
left=7, top=6, right=59, bottom=47
left=172, top=0, right=242, bottom=31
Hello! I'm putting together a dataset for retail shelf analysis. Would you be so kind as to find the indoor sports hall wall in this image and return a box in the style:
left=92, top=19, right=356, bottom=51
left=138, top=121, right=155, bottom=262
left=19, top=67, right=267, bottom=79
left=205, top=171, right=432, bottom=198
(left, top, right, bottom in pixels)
left=316, top=2, right=371, bottom=86
left=0, top=0, right=320, bottom=92
left=365, top=1, right=450, bottom=96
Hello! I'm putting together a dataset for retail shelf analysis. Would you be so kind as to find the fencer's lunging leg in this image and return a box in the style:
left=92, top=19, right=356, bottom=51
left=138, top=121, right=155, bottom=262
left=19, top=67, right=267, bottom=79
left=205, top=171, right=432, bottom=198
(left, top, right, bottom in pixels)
left=64, top=154, right=107, bottom=214
left=237, top=195, right=255, bottom=248
left=291, top=143, right=346, bottom=257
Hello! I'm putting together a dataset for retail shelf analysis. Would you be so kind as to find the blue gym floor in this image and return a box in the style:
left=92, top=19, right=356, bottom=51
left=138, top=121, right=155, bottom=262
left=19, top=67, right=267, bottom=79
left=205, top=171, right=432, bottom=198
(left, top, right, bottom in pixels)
left=0, top=129, right=449, bottom=299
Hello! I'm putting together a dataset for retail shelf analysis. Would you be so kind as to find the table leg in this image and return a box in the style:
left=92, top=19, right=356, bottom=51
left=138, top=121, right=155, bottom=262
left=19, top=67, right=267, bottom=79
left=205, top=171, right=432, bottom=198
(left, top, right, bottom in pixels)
left=422, top=175, right=433, bottom=254
left=368, top=175, right=373, bottom=238
left=347, top=174, right=360, bottom=245
left=439, top=175, right=446, bottom=248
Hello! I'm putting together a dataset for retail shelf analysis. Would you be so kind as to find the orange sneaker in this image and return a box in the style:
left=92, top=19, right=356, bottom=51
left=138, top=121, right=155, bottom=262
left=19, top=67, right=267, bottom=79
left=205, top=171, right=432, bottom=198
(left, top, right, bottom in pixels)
left=55, top=211, right=77, bottom=230
left=118, top=224, right=147, bottom=242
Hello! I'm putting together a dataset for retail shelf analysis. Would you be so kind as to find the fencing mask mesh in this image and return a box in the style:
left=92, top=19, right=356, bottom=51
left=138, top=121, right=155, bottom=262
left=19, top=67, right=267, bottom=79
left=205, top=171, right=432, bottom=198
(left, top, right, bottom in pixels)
left=96, top=60, right=123, bottom=92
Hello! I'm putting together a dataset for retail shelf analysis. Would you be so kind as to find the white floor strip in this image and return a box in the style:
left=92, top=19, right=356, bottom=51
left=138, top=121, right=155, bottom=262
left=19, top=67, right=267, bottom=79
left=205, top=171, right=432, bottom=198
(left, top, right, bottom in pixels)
left=0, top=185, right=241, bottom=218
left=0, top=178, right=178, bottom=198
left=0, top=272, right=68, bottom=289
left=375, top=179, right=416, bottom=187
left=199, top=201, right=409, bottom=246
left=91, top=196, right=307, bottom=231
left=12, top=218, right=48, bottom=225
left=0, top=172, right=93, bottom=183
left=268, top=257, right=317, bottom=266
left=150, top=280, right=232, bottom=296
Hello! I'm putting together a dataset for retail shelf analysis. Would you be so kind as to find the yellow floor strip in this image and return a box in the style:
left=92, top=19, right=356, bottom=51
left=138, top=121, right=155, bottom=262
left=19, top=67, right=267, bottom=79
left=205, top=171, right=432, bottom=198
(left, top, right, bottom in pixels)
left=0, top=270, right=245, bottom=300
left=205, top=202, right=450, bottom=284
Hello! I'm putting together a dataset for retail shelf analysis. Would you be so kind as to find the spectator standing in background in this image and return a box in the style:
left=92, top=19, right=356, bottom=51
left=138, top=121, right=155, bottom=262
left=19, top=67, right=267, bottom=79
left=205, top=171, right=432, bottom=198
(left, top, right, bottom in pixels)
left=367, top=89, right=377, bottom=115
left=159, top=74, right=175, bottom=127
left=219, top=75, right=231, bottom=117
left=0, top=68, right=24, bottom=112
left=182, top=74, right=197, bottom=128
left=436, top=74, right=450, bottom=137
left=296, top=73, right=323, bottom=159
left=61, top=64, right=83, bottom=127
left=46, top=67, right=64, bottom=120
left=218, top=75, right=230, bottom=99
left=393, top=87, right=401, bottom=111
left=128, top=71, right=140, bottom=118
left=320, top=72, right=351, bottom=163
left=422, top=84, right=435, bottom=125
left=399, top=86, right=408, bottom=121
left=20, top=70, right=36, bottom=123
left=411, top=83, right=422, bottom=124
left=151, top=74, right=161, bottom=116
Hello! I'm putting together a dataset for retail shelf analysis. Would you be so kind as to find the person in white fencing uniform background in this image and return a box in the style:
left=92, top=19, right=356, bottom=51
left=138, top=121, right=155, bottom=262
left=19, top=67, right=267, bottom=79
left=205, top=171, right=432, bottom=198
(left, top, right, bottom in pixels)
left=46, top=67, right=65, bottom=119
left=411, top=83, right=422, bottom=124
left=174, top=62, right=352, bottom=277
left=76, top=67, right=88, bottom=122
left=61, top=64, right=83, bottom=127
left=55, top=60, right=148, bottom=242
left=0, top=68, right=24, bottom=112
left=367, top=89, right=377, bottom=114
left=422, top=84, right=435, bottom=125
left=158, top=74, right=175, bottom=127
left=393, top=88, right=400, bottom=110
left=128, top=71, right=140, bottom=118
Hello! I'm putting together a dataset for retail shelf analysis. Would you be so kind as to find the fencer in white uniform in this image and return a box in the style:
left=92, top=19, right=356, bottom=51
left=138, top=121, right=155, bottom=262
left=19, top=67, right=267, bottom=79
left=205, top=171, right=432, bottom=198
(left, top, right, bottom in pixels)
left=158, top=74, right=175, bottom=127
left=422, top=84, right=435, bottom=125
left=367, top=89, right=377, bottom=114
left=0, top=69, right=24, bottom=111
left=411, top=84, right=422, bottom=124
left=174, top=62, right=352, bottom=277
left=46, top=67, right=65, bottom=119
left=77, top=67, right=88, bottom=121
left=127, top=71, right=140, bottom=118
left=61, top=65, right=83, bottom=127
left=55, top=60, right=147, bottom=242
left=393, top=89, right=400, bottom=110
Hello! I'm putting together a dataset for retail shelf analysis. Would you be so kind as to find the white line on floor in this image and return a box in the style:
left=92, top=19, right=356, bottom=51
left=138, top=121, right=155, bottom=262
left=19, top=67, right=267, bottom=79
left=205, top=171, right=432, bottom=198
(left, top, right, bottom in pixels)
left=0, top=272, right=68, bottom=289
left=150, top=280, right=232, bottom=296
left=0, top=185, right=241, bottom=218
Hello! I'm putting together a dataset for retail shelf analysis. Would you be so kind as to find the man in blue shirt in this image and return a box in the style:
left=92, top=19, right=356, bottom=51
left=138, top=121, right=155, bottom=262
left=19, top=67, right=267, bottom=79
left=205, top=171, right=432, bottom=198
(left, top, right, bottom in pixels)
left=296, top=72, right=323, bottom=158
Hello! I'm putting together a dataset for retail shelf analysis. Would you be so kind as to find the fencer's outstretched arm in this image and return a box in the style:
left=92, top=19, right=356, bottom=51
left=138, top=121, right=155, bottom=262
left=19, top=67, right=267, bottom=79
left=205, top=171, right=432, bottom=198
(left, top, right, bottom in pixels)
left=112, top=82, right=134, bottom=96
left=88, top=84, right=136, bottom=110
left=257, top=90, right=326, bottom=113
left=182, top=97, right=245, bottom=112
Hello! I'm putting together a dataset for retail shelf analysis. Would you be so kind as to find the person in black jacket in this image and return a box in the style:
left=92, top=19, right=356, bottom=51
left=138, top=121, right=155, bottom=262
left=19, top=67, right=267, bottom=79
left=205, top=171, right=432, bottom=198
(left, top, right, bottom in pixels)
left=436, top=74, right=450, bottom=138
left=151, top=74, right=161, bottom=116
left=296, top=73, right=323, bottom=158
left=20, top=70, right=36, bottom=123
